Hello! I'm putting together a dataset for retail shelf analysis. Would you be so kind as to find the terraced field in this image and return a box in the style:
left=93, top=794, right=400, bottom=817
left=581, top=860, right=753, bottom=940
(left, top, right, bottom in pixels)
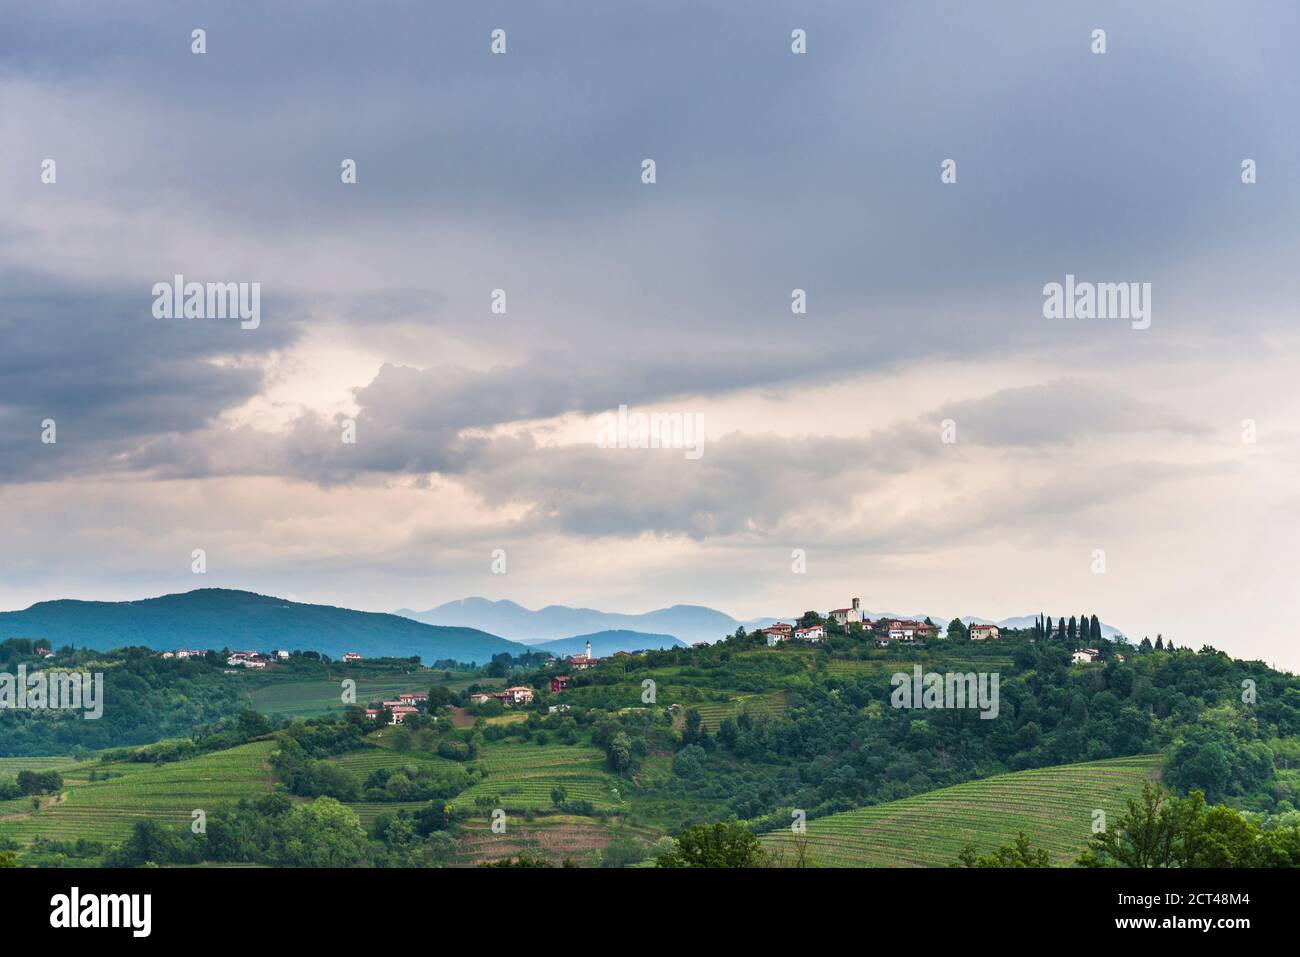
left=761, top=754, right=1161, bottom=867
left=0, top=755, right=87, bottom=774
left=0, top=741, right=277, bottom=846
left=346, top=801, right=429, bottom=828
left=449, top=742, right=625, bottom=812
left=679, top=692, right=788, bottom=731
left=824, top=655, right=1015, bottom=677
left=331, top=745, right=462, bottom=778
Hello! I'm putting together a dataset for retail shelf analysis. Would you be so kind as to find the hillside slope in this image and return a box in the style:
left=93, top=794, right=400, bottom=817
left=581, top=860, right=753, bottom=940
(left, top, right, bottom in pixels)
left=0, top=589, right=525, bottom=664
left=761, top=754, right=1161, bottom=867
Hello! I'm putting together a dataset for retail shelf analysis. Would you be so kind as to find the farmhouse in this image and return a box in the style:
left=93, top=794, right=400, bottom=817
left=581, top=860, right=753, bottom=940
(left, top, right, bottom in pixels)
left=498, top=686, right=535, bottom=706
left=762, top=625, right=789, bottom=647
left=969, top=624, right=1000, bottom=641
left=1072, top=649, right=1101, bottom=665
left=691, top=641, right=711, bottom=649
left=550, top=676, right=571, bottom=693
left=387, top=705, right=420, bottom=724
left=398, top=692, right=427, bottom=705
left=793, top=625, right=825, bottom=643
left=886, top=621, right=916, bottom=642
left=468, top=692, right=493, bottom=705
left=274, top=650, right=290, bottom=660
left=342, top=652, right=363, bottom=663
left=828, top=598, right=862, bottom=626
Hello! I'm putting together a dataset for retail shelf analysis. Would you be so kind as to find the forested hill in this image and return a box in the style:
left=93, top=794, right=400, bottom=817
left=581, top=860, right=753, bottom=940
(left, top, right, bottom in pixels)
left=0, top=589, right=524, bottom=663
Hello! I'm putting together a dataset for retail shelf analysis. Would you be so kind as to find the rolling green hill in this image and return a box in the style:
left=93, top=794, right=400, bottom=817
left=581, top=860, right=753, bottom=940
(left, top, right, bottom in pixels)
left=0, top=588, right=524, bottom=664
left=761, top=754, right=1162, bottom=867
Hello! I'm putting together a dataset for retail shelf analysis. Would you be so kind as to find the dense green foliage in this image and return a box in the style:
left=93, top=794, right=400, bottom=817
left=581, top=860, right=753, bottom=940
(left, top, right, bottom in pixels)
left=1078, top=783, right=1300, bottom=868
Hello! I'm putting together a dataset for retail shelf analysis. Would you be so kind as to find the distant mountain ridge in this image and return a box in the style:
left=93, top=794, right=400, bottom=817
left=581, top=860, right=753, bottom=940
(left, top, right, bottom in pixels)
left=398, top=598, right=742, bottom=645
left=401, top=598, right=1125, bottom=645
left=0, top=589, right=526, bottom=664
left=531, top=630, right=686, bottom=656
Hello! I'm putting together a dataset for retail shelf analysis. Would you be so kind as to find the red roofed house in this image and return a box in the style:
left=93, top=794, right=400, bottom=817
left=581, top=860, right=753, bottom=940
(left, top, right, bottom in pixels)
left=388, top=705, right=420, bottom=724
left=342, top=652, right=363, bottom=663
left=550, top=676, right=571, bottom=693
left=498, top=686, right=534, bottom=706
left=762, top=625, right=790, bottom=647
left=969, top=624, right=1000, bottom=641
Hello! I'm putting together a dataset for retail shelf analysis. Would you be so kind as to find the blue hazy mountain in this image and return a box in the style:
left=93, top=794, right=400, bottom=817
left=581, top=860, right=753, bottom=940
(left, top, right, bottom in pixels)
left=531, top=630, right=687, bottom=657
left=0, top=588, right=526, bottom=664
left=399, top=598, right=744, bottom=645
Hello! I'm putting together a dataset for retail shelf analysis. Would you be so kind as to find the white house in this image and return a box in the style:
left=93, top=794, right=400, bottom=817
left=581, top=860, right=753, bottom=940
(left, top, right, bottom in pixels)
left=274, top=649, right=290, bottom=660
left=969, top=624, right=1000, bottom=641
left=501, top=686, right=535, bottom=705
left=1072, top=648, right=1100, bottom=665
left=793, top=625, right=825, bottom=643
left=887, top=621, right=916, bottom=642
left=763, top=627, right=787, bottom=648
left=342, top=652, right=363, bottom=663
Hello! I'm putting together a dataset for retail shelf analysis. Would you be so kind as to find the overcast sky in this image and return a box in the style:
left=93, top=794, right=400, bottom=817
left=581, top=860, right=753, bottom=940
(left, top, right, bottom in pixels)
left=2, top=2, right=1298, bottom=669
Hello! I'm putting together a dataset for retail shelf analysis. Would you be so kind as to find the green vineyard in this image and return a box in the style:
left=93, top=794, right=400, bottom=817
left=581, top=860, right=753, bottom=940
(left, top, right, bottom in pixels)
left=680, top=692, right=788, bottom=731
left=0, top=741, right=277, bottom=846
left=761, top=754, right=1161, bottom=867
left=449, top=742, right=625, bottom=812
left=331, top=746, right=462, bottom=777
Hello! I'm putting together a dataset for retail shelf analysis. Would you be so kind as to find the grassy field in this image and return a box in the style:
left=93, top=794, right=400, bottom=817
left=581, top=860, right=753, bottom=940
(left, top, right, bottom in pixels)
left=248, top=678, right=426, bottom=717
left=0, top=741, right=277, bottom=848
left=449, top=741, right=625, bottom=813
left=761, top=754, right=1161, bottom=867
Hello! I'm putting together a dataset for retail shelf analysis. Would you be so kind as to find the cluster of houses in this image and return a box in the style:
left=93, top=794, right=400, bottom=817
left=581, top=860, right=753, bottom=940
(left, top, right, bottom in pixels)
left=225, top=649, right=291, bottom=669
left=159, top=648, right=209, bottom=660
left=760, top=598, right=942, bottom=649
left=468, top=686, right=535, bottom=707
left=364, top=691, right=429, bottom=724
left=159, top=648, right=294, bottom=668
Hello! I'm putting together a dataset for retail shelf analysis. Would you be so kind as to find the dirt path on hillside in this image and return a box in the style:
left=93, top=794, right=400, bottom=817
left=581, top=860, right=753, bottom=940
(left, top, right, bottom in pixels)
left=0, top=790, right=66, bottom=821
